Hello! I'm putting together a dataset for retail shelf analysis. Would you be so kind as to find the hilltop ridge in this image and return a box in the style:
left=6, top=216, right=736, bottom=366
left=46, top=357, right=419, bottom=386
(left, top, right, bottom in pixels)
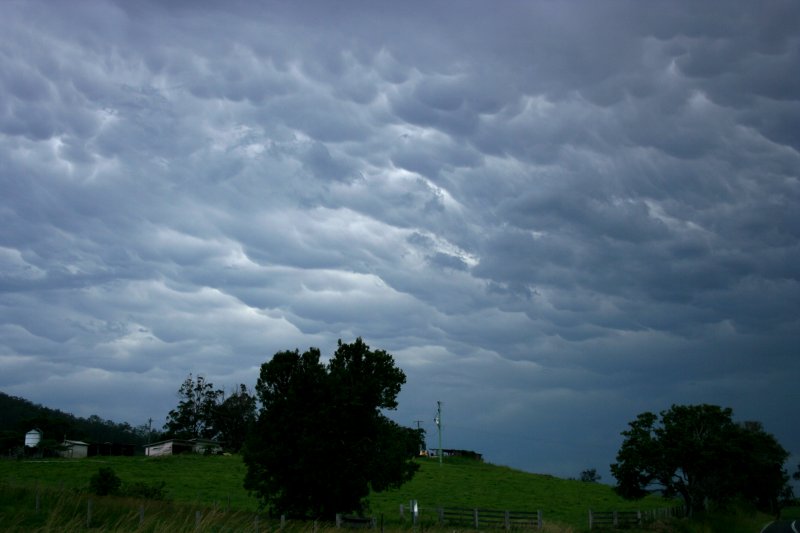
left=0, top=391, right=150, bottom=454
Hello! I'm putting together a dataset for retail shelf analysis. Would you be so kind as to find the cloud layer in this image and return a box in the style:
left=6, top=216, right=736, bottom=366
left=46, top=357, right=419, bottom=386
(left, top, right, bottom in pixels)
left=1, top=0, right=799, bottom=479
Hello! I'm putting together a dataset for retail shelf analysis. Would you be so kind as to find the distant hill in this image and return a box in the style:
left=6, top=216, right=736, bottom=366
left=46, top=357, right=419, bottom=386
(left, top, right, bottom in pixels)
left=0, top=391, right=156, bottom=454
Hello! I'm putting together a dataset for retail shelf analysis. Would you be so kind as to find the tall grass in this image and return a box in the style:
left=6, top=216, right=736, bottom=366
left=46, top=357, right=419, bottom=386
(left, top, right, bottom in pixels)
left=0, top=483, right=285, bottom=532
left=0, top=482, right=586, bottom=533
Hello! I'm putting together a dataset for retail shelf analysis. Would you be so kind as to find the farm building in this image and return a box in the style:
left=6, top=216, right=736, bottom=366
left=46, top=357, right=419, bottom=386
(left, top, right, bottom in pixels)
left=88, top=442, right=136, bottom=456
left=24, top=428, right=43, bottom=448
left=144, top=438, right=222, bottom=457
left=60, top=439, right=89, bottom=458
left=428, top=448, right=483, bottom=461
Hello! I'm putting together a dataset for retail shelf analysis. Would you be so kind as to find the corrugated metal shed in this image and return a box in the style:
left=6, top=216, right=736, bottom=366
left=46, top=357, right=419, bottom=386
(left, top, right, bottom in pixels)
left=60, top=439, right=89, bottom=458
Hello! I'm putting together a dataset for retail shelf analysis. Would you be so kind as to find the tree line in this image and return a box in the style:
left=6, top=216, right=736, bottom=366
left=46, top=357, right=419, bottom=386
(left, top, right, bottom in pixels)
left=161, top=376, right=256, bottom=453
left=0, top=391, right=156, bottom=456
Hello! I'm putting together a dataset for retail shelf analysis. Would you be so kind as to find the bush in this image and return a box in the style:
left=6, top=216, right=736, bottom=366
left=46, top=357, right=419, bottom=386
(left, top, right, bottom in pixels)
left=580, top=468, right=602, bottom=483
left=89, top=466, right=122, bottom=496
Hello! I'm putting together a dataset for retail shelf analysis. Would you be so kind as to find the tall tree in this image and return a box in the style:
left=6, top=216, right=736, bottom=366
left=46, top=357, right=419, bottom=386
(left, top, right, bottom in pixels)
left=164, top=374, right=222, bottom=439
left=213, top=384, right=256, bottom=452
left=243, top=338, right=421, bottom=519
left=611, top=404, right=790, bottom=516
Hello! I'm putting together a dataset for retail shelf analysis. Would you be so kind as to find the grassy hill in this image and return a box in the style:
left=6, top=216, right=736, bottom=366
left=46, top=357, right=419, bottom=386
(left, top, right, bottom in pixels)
left=370, top=456, right=673, bottom=526
left=0, top=453, right=686, bottom=531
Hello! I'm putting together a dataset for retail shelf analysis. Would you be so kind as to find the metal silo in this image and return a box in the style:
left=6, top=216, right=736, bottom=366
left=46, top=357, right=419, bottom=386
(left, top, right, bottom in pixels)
left=25, top=428, right=42, bottom=447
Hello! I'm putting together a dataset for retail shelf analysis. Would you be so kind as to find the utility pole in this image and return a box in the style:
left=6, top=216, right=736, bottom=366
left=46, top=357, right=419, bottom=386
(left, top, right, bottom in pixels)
left=435, top=401, right=442, bottom=466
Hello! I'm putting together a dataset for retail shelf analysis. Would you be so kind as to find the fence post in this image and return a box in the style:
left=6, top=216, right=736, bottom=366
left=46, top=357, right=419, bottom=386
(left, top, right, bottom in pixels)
left=613, top=510, right=618, bottom=527
left=196, top=510, right=202, bottom=529
left=254, top=515, right=259, bottom=533
left=437, top=507, right=444, bottom=525
left=588, top=509, right=593, bottom=530
left=399, top=504, right=404, bottom=519
left=537, top=510, right=543, bottom=530
left=139, top=505, right=145, bottom=525
left=336, top=513, right=342, bottom=528
left=473, top=508, right=479, bottom=529
left=281, top=514, right=286, bottom=529
left=504, top=510, right=510, bottom=530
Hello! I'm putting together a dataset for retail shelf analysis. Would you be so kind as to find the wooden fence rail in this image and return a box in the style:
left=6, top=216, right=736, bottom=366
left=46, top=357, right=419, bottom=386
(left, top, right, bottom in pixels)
left=436, top=507, right=543, bottom=529
left=588, top=507, right=685, bottom=529
left=335, top=514, right=377, bottom=529
left=588, top=510, right=640, bottom=529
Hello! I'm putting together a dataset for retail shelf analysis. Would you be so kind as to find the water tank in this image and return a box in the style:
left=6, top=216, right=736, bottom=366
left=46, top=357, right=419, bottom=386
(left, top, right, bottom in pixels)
left=25, top=429, right=42, bottom=447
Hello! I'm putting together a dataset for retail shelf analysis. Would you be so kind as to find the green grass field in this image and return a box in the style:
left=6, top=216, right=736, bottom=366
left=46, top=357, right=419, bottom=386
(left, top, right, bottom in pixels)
left=370, top=456, right=676, bottom=526
left=0, top=454, right=778, bottom=532
left=0, top=454, right=255, bottom=511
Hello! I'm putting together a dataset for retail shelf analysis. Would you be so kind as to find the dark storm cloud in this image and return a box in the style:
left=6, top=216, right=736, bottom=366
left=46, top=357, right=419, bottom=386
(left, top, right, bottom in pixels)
left=1, top=0, right=798, bottom=479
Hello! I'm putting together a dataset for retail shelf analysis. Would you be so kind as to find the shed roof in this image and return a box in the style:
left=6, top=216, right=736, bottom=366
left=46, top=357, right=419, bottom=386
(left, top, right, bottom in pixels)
left=144, top=437, right=221, bottom=448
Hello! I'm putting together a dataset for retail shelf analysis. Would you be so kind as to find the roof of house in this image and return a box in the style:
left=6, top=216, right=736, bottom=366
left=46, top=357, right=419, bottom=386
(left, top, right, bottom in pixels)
left=144, top=437, right=221, bottom=448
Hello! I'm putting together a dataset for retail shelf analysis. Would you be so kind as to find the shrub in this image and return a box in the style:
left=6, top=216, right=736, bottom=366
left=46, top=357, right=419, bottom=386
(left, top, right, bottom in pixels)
left=89, top=466, right=122, bottom=496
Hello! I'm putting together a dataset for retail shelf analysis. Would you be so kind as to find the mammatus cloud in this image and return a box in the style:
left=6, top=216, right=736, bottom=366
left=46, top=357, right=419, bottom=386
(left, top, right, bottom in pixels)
left=1, top=0, right=798, bottom=479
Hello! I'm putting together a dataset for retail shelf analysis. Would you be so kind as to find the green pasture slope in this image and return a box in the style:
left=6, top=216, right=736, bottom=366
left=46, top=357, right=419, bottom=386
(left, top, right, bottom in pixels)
left=371, top=456, right=674, bottom=526
left=0, top=454, right=255, bottom=511
left=0, top=454, right=683, bottom=531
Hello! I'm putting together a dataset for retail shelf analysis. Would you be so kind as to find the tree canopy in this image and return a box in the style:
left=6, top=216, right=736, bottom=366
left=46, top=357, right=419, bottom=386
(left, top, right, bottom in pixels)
left=610, top=404, right=790, bottom=516
left=163, top=374, right=223, bottom=440
left=243, top=338, right=422, bottom=519
left=213, top=384, right=256, bottom=452
left=163, top=375, right=255, bottom=450
left=580, top=468, right=602, bottom=483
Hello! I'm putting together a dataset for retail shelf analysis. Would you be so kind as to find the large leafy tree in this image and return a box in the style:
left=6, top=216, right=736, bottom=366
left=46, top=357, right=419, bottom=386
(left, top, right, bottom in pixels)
left=243, top=338, right=421, bottom=519
left=213, top=384, right=256, bottom=452
left=611, top=404, right=790, bottom=516
left=164, top=374, right=223, bottom=439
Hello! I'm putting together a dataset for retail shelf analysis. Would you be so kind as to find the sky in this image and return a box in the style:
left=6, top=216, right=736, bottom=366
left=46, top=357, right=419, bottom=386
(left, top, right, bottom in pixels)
left=1, top=0, right=799, bottom=483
